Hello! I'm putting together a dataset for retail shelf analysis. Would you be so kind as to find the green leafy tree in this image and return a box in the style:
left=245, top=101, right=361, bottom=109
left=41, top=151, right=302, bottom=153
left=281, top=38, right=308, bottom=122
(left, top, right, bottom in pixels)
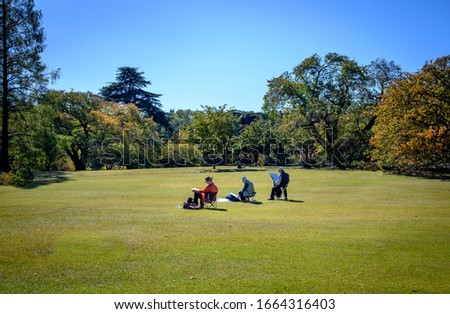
left=160, top=129, right=203, bottom=166
left=263, top=53, right=374, bottom=167
left=42, top=90, right=162, bottom=171
left=42, top=91, right=102, bottom=170
left=1, top=0, right=54, bottom=173
left=100, top=66, right=170, bottom=130
left=13, top=103, right=61, bottom=169
left=364, top=58, right=403, bottom=131
left=0, top=101, right=62, bottom=185
left=168, top=109, right=196, bottom=133
left=188, top=105, right=239, bottom=168
left=234, top=118, right=277, bottom=166
left=371, top=55, right=450, bottom=175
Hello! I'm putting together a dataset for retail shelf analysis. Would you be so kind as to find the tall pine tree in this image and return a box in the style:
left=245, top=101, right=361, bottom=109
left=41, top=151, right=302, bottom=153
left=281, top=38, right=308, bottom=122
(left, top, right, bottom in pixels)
left=1, top=0, right=49, bottom=172
left=100, top=66, right=170, bottom=130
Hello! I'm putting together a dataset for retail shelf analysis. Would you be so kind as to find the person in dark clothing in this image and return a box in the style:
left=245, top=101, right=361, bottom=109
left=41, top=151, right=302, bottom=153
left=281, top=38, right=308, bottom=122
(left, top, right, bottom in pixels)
left=238, top=176, right=256, bottom=202
left=269, top=167, right=289, bottom=201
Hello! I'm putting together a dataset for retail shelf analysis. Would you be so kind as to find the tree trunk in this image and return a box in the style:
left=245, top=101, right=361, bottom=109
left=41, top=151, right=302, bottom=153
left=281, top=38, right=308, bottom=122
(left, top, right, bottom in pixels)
left=66, top=145, right=86, bottom=171
left=1, top=0, right=11, bottom=173
left=363, top=115, right=377, bottom=131
left=1, top=92, right=9, bottom=172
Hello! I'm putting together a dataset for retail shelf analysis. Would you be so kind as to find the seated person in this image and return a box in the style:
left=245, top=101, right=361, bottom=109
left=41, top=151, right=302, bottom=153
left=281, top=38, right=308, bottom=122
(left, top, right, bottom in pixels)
left=192, top=176, right=218, bottom=208
left=269, top=167, right=289, bottom=201
left=238, top=176, right=256, bottom=202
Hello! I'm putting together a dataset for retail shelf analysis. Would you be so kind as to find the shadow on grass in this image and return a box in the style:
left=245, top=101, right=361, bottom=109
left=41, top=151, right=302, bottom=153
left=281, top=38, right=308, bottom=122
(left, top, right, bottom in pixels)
left=248, top=201, right=264, bottom=205
left=207, top=207, right=228, bottom=212
left=201, top=168, right=267, bottom=173
left=288, top=199, right=304, bottom=203
left=25, top=172, right=71, bottom=189
left=183, top=207, right=228, bottom=212
left=266, top=199, right=304, bottom=203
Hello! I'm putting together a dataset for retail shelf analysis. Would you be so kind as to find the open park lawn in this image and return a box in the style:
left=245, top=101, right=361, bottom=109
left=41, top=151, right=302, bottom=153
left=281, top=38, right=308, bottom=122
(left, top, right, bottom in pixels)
left=0, top=168, right=449, bottom=293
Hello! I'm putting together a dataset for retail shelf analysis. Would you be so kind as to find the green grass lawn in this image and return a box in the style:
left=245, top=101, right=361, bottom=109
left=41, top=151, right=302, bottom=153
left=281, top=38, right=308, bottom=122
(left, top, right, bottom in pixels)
left=0, top=167, right=449, bottom=294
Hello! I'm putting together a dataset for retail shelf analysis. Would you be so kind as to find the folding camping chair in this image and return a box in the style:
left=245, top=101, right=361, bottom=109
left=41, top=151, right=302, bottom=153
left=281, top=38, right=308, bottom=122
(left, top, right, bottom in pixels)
left=204, top=192, right=217, bottom=209
left=248, top=192, right=257, bottom=202
left=242, top=192, right=257, bottom=203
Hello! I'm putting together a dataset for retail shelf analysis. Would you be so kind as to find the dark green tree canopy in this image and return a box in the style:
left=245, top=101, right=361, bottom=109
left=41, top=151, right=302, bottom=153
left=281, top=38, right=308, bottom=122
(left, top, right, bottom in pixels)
left=99, top=66, right=169, bottom=130
left=263, top=53, right=373, bottom=167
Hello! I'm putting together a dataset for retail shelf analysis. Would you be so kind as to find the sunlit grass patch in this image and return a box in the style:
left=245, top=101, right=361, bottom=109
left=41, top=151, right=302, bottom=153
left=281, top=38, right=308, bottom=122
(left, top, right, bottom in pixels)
left=0, top=168, right=449, bottom=293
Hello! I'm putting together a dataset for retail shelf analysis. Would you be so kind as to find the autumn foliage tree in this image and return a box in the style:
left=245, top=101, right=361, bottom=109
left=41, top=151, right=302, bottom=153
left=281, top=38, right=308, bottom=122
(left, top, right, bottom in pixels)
left=41, top=90, right=161, bottom=171
left=370, top=55, right=450, bottom=174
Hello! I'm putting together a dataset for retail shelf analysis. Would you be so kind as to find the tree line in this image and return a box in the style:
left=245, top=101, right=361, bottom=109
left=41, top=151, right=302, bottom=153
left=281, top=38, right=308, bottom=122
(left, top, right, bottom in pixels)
left=1, top=0, right=449, bottom=186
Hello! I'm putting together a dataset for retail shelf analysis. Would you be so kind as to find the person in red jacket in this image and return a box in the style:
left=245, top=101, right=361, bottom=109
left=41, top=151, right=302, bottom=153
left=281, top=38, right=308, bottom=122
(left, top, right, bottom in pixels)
left=192, top=176, right=219, bottom=208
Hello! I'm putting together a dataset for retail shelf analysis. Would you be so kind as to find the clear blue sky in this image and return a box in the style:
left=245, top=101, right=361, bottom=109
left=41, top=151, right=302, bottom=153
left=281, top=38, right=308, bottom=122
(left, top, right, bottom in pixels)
left=35, top=0, right=450, bottom=112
